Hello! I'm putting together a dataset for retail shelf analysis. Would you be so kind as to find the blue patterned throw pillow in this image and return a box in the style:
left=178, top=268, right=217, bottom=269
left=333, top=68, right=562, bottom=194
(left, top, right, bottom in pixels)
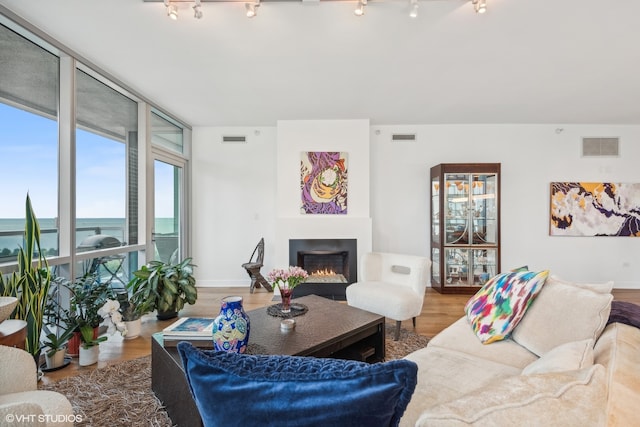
left=177, top=342, right=418, bottom=427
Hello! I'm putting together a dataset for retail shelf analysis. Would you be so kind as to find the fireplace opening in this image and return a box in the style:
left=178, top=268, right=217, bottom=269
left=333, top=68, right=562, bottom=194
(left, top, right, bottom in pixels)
left=289, top=239, right=357, bottom=300
left=299, top=251, right=349, bottom=284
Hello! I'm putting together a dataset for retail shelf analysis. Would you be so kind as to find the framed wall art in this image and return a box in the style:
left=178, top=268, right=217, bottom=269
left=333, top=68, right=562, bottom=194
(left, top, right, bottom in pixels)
left=300, top=151, right=348, bottom=215
left=550, top=182, right=640, bottom=236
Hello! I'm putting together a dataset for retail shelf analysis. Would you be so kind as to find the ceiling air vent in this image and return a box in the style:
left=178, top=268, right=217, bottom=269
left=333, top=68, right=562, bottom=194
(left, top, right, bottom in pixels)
left=221, top=135, right=247, bottom=144
left=222, top=135, right=247, bottom=144
left=582, top=137, right=619, bottom=157
left=391, top=133, right=416, bottom=142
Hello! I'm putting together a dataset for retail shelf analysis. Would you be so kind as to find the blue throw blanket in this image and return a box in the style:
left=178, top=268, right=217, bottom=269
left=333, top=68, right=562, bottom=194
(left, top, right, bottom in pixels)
left=607, top=300, right=640, bottom=329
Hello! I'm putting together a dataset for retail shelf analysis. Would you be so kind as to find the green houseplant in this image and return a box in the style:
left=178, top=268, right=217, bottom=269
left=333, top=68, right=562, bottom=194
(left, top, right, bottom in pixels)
left=52, top=272, right=110, bottom=356
left=127, top=257, right=197, bottom=320
left=42, top=324, right=74, bottom=369
left=0, top=194, right=52, bottom=359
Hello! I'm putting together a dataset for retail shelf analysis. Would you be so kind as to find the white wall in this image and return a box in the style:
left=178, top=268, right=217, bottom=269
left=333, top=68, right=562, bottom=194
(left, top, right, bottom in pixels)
left=370, top=124, right=640, bottom=288
left=191, top=127, right=277, bottom=286
left=274, top=119, right=373, bottom=268
left=193, top=123, right=640, bottom=289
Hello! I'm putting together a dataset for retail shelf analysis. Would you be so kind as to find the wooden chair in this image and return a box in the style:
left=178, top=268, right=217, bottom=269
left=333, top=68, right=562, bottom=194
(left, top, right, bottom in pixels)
left=242, top=238, right=273, bottom=293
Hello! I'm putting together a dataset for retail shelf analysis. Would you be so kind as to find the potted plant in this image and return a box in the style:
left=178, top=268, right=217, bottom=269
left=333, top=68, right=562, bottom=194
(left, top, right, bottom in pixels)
left=0, top=194, right=52, bottom=361
left=78, top=323, right=106, bottom=366
left=41, top=325, right=74, bottom=369
left=127, top=257, right=197, bottom=320
left=98, top=296, right=145, bottom=339
left=59, top=272, right=110, bottom=356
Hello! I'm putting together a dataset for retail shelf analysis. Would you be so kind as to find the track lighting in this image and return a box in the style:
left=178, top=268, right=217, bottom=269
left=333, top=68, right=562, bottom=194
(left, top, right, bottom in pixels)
left=354, top=0, right=366, bottom=16
left=193, top=0, right=203, bottom=18
left=148, top=0, right=492, bottom=20
left=409, top=0, right=418, bottom=18
left=472, top=0, right=487, bottom=14
left=165, top=1, right=178, bottom=20
left=245, top=1, right=259, bottom=17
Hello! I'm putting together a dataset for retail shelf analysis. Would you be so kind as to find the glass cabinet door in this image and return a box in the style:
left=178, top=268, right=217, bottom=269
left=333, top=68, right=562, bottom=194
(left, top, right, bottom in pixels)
left=430, top=163, right=500, bottom=293
left=431, top=176, right=440, bottom=244
left=444, top=174, right=470, bottom=245
left=471, top=173, right=498, bottom=245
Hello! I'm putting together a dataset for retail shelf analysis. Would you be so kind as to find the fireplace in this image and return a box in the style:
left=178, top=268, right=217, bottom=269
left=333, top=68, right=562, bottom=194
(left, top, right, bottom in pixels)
left=289, top=238, right=357, bottom=300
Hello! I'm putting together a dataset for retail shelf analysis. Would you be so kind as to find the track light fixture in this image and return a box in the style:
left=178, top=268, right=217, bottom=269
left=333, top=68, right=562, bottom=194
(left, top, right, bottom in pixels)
left=472, top=0, right=487, bottom=14
left=354, top=0, right=366, bottom=16
left=193, top=0, right=203, bottom=18
left=148, top=0, right=492, bottom=20
left=245, top=1, right=259, bottom=17
left=409, top=0, right=418, bottom=18
left=165, top=0, right=178, bottom=20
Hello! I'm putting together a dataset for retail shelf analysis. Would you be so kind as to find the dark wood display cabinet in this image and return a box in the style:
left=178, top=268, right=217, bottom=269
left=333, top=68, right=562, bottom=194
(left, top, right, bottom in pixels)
left=430, top=163, right=501, bottom=294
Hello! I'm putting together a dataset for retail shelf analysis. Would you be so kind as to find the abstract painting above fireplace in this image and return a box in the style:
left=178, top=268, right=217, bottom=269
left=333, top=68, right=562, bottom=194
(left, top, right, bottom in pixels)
left=289, top=238, right=357, bottom=300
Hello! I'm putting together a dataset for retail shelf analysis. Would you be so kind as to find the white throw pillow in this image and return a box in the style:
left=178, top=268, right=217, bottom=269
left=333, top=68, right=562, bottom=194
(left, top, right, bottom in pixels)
left=546, top=275, right=613, bottom=294
left=511, top=276, right=613, bottom=357
left=522, top=339, right=594, bottom=375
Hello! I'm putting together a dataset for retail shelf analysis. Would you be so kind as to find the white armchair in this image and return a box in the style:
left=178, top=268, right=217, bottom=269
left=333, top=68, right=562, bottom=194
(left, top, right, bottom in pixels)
left=346, top=252, right=431, bottom=340
left=0, top=345, right=74, bottom=427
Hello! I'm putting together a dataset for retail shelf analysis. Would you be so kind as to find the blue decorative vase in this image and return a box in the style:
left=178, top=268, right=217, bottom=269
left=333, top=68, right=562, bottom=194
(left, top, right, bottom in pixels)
left=212, top=296, right=250, bottom=353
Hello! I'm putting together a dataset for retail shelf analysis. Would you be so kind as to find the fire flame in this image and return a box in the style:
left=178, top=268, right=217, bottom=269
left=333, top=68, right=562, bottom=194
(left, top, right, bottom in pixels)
left=313, top=268, right=337, bottom=276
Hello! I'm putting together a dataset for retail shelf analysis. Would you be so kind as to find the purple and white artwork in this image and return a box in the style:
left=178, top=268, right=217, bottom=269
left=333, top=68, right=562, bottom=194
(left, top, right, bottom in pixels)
left=550, top=182, right=640, bottom=236
left=300, top=152, right=348, bottom=215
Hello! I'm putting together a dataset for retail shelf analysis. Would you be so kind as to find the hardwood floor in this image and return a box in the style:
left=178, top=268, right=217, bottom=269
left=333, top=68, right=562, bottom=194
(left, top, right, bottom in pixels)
left=39, top=287, right=640, bottom=385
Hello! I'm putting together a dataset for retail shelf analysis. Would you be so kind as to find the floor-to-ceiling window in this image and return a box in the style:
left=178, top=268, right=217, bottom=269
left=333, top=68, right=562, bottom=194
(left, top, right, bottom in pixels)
left=0, top=12, right=191, bottom=286
left=74, top=68, right=139, bottom=288
left=0, top=22, right=59, bottom=261
left=151, top=111, right=188, bottom=263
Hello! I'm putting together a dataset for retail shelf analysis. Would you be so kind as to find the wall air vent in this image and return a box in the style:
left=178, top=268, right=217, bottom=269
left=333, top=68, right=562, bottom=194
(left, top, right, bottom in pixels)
left=221, top=135, right=247, bottom=144
left=582, top=137, right=619, bottom=157
left=391, top=133, right=416, bottom=142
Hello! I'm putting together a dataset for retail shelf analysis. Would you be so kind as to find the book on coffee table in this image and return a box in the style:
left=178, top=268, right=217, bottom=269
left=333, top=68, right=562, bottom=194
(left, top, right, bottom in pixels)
left=162, top=317, right=215, bottom=339
left=162, top=335, right=214, bottom=348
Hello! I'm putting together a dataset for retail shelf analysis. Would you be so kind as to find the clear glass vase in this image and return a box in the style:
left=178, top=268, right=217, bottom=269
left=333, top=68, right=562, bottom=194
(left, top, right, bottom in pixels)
left=279, top=287, right=293, bottom=313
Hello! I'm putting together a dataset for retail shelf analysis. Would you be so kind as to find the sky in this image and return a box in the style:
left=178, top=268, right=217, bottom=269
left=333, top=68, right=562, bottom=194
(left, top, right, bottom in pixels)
left=1, top=103, right=175, bottom=219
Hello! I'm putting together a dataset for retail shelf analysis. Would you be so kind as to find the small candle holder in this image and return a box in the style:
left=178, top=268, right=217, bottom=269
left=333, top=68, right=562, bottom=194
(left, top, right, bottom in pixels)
left=280, top=318, right=296, bottom=331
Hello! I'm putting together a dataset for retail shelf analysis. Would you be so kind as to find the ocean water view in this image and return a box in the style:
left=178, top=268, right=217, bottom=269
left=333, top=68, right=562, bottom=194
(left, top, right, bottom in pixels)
left=0, top=218, right=176, bottom=254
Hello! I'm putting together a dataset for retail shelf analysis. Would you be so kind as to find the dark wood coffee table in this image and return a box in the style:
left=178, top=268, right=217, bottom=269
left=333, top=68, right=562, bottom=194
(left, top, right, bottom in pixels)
left=151, top=294, right=385, bottom=427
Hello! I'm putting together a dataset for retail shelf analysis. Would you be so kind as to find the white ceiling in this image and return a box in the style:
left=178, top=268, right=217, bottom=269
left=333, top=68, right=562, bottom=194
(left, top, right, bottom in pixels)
left=2, top=0, right=640, bottom=127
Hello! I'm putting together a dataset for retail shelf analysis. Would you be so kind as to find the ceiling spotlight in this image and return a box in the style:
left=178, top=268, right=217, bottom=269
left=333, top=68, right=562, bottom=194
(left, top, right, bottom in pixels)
left=193, top=0, right=203, bottom=19
left=245, top=1, right=259, bottom=18
left=472, top=0, right=487, bottom=14
left=165, top=1, right=178, bottom=20
left=354, top=0, right=367, bottom=16
left=409, top=0, right=419, bottom=18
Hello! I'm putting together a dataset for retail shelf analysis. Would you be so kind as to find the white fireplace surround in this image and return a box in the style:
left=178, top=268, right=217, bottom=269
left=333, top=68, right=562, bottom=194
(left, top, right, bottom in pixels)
left=274, top=217, right=372, bottom=269
left=274, top=119, right=373, bottom=269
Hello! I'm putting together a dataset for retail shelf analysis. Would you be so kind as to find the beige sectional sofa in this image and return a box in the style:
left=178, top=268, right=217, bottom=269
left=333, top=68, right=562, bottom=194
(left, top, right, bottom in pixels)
left=400, top=275, right=640, bottom=426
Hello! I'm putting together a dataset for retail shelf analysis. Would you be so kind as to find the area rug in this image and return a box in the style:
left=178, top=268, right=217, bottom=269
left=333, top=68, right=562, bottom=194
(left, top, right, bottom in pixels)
left=39, top=325, right=429, bottom=427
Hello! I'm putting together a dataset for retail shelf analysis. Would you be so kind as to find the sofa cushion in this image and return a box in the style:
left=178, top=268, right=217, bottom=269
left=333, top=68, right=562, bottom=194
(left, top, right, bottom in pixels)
left=545, top=275, right=613, bottom=294
left=522, top=339, right=594, bottom=375
left=512, top=276, right=613, bottom=357
left=416, top=365, right=607, bottom=427
left=593, top=322, right=640, bottom=427
left=401, top=346, right=522, bottom=427
left=178, top=342, right=418, bottom=427
left=465, top=270, right=550, bottom=344
left=428, top=317, right=538, bottom=369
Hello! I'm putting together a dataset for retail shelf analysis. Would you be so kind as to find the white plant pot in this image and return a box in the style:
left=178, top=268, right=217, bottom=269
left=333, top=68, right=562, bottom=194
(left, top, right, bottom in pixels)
left=79, top=345, right=99, bottom=366
left=124, top=318, right=142, bottom=339
left=45, top=348, right=67, bottom=369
